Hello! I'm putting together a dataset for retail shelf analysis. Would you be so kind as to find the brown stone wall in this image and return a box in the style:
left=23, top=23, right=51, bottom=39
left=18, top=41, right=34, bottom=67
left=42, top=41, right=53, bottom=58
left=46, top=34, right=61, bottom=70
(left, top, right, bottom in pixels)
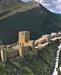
left=8, top=50, right=19, bottom=59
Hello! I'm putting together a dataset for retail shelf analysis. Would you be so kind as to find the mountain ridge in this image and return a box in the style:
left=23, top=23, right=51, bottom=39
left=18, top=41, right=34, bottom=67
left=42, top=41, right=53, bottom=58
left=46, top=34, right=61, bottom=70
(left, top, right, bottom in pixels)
left=0, top=4, right=61, bottom=44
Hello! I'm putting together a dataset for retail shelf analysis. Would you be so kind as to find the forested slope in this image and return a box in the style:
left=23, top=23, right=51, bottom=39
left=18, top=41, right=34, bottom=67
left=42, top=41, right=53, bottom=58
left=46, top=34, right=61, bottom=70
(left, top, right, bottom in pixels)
left=0, top=4, right=61, bottom=44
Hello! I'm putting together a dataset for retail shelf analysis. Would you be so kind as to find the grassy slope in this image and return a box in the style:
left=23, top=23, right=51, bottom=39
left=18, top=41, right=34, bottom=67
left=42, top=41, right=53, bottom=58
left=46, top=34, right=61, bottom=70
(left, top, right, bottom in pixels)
left=0, top=40, right=59, bottom=75
left=58, top=47, right=61, bottom=75
left=0, top=4, right=61, bottom=75
left=0, top=4, right=61, bottom=44
left=59, top=48, right=61, bottom=67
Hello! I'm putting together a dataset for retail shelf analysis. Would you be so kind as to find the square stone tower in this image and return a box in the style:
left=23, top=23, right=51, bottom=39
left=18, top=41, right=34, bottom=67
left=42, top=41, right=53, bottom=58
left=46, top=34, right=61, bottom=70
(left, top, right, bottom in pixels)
left=18, top=31, right=30, bottom=45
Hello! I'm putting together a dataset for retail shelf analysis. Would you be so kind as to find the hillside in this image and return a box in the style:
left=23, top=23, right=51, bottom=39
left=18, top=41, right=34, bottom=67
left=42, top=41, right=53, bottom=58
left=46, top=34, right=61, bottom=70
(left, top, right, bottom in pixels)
left=0, top=0, right=22, bottom=13
left=0, top=2, right=61, bottom=75
left=0, top=40, right=60, bottom=75
left=0, top=3, right=61, bottom=44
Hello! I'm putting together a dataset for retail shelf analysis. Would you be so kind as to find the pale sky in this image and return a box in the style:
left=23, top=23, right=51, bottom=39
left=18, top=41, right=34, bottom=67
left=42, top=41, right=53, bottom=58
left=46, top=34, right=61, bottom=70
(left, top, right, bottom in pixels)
left=35, top=0, right=61, bottom=14
left=21, top=0, right=61, bottom=14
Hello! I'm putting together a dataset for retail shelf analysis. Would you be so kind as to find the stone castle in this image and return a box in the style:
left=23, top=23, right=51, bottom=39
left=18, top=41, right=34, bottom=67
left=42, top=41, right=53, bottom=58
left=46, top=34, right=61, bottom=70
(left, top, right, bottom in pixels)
left=0, top=31, right=61, bottom=63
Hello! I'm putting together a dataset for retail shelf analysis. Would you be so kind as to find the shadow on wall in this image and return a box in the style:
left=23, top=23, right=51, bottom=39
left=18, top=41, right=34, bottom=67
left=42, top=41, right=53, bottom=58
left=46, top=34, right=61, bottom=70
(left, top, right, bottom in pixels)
left=0, top=5, right=61, bottom=44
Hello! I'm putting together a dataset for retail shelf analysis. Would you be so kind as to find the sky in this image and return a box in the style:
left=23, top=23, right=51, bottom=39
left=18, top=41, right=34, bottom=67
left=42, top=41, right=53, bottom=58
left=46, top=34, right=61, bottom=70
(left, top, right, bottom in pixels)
left=21, top=0, right=61, bottom=14
left=34, top=0, right=61, bottom=14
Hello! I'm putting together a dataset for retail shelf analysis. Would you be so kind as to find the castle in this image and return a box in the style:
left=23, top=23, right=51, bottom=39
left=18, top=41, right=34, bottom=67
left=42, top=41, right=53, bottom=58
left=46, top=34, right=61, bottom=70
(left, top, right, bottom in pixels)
left=0, top=31, right=61, bottom=63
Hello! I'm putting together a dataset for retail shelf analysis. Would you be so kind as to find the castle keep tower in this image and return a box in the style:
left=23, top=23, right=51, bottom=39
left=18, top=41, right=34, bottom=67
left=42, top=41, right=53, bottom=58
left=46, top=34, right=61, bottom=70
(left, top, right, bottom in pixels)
left=18, top=31, right=30, bottom=45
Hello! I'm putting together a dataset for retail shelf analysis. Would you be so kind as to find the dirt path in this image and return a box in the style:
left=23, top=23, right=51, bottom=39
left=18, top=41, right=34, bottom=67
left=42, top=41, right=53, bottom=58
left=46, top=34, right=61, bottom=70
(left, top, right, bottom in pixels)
left=52, top=44, right=61, bottom=75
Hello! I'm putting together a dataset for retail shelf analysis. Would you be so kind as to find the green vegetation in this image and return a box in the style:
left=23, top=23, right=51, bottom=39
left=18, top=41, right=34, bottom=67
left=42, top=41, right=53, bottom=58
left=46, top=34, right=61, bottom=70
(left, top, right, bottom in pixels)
left=0, top=5, right=61, bottom=44
left=58, top=43, right=61, bottom=75
left=0, top=40, right=59, bottom=75
left=59, top=48, right=61, bottom=67
left=58, top=70, right=61, bottom=75
left=0, top=2, right=61, bottom=75
left=0, top=2, right=37, bottom=18
left=0, top=2, right=25, bottom=14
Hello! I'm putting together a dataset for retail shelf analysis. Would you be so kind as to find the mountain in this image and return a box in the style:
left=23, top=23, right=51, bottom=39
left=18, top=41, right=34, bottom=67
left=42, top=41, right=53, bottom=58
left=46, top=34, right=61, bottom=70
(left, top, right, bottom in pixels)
left=0, top=3, right=61, bottom=44
left=0, top=40, right=60, bottom=75
left=35, top=0, right=61, bottom=13
left=0, top=0, right=21, bottom=13
left=0, top=3, right=61, bottom=75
